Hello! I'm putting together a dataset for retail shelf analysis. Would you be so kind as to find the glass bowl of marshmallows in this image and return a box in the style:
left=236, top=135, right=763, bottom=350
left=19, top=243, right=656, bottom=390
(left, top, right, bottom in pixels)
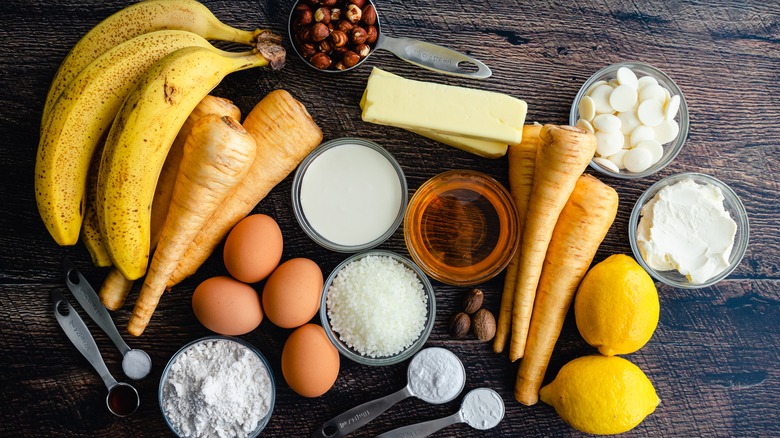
left=569, top=62, right=689, bottom=178
left=159, top=336, right=276, bottom=438
left=320, top=250, right=436, bottom=366
left=628, top=172, right=749, bottom=289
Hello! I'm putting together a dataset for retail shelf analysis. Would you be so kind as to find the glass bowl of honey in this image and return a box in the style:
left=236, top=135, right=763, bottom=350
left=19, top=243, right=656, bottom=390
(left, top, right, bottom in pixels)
left=404, top=170, right=519, bottom=286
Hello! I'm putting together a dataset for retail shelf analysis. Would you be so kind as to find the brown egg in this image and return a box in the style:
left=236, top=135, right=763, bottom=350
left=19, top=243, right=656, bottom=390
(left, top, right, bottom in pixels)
left=223, top=214, right=283, bottom=283
left=282, top=324, right=339, bottom=397
left=192, top=276, right=263, bottom=335
left=262, top=258, right=323, bottom=329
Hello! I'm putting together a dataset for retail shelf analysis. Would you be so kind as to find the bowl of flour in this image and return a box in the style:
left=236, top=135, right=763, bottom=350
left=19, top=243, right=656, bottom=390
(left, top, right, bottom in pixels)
left=159, top=336, right=275, bottom=438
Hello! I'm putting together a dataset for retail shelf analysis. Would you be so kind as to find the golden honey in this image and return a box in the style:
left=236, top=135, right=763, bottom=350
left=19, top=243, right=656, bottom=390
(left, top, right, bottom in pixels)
left=404, top=170, right=519, bottom=286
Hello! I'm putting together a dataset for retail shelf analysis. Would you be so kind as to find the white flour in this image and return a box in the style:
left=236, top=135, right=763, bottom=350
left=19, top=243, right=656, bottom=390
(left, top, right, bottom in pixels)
left=162, top=339, right=272, bottom=438
left=408, top=348, right=464, bottom=403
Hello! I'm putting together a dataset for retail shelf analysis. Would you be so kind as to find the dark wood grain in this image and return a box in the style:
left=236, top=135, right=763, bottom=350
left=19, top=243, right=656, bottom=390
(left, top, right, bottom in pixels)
left=1, top=0, right=779, bottom=436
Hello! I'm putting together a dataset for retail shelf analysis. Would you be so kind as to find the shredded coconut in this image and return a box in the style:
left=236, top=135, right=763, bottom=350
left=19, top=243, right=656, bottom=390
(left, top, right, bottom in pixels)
left=161, top=339, right=272, bottom=438
left=327, top=255, right=427, bottom=358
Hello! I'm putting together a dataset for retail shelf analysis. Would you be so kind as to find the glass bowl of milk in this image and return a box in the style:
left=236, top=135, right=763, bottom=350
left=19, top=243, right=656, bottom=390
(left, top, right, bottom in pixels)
left=629, top=172, right=749, bottom=288
left=292, top=137, right=408, bottom=252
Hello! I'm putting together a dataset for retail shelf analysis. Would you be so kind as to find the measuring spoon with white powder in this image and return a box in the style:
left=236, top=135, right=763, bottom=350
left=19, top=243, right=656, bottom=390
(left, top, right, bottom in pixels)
left=376, top=388, right=505, bottom=437
left=64, top=259, right=152, bottom=380
left=312, top=347, right=465, bottom=438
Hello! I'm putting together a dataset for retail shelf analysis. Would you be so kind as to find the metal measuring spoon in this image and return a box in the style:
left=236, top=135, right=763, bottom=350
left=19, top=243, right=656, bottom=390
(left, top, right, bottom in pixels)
left=52, top=289, right=140, bottom=417
left=289, top=0, right=491, bottom=79
left=376, top=388, right=505, bottom=438
left=312, top=347, right=465, bottom=438
left=64, top=259, right=151, bottom=380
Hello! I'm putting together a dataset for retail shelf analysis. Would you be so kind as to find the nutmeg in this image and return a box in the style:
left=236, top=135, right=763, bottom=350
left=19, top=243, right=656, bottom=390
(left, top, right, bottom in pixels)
left=329, top=29, right=348, bottom=48
left=361, top=4, right=376, bottom=26
left=364, top=25, right=378, bottom=44
left=463, top=288, right=484, bottom=314
left=449, top=312, right=471, bottom=339
left=310, top=22, right=330, bottom=42
left=472, top=309, right=496, bottom=342
left=309, top=52, right=332, bottom=69
left=349, top=27, right=367, bottom=45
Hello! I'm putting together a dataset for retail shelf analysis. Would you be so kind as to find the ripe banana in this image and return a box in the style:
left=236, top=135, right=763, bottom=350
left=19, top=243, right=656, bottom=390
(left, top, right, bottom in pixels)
left=42, top=0, right=261, bottom=126
left=82, top=140, right=112, bottom=267
left=97, top=43, right=283, bottom=280
left=35, top=30, right=231, bottom=246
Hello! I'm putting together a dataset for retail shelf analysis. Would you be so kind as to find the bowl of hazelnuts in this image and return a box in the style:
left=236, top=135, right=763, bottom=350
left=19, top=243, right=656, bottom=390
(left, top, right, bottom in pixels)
left=289, top=0, right=379, bottom=72
left=288, top=0, right=492, bottom=77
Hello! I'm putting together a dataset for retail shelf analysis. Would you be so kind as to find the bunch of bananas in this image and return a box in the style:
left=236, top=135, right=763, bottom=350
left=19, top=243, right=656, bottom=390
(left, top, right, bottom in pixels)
left=35, top=0, right=285, bottom=280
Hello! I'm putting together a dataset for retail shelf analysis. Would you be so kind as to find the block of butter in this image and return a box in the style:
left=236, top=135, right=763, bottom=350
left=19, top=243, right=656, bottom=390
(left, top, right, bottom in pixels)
left=361, top=68, right=527, bottom=147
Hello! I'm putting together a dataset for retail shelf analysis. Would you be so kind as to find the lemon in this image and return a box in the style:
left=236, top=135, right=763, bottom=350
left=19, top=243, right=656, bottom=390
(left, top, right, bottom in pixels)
left=540, top=355, right=660, bottom=435
left=574, top=254, right=659, bottom=356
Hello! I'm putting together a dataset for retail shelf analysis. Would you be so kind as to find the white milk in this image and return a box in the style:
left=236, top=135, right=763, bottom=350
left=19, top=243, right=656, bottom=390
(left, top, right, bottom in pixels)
left=299, top=143, right=402, bottom=246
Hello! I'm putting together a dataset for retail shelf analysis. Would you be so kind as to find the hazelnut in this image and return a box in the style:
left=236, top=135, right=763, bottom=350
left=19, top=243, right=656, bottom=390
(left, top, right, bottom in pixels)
left=304, top=0, right=318, bottom=6
left=314, top=7, right=330, bottom=23
left=318, top=39, right=333, bottom=54
left=309, top=52, right=332, bottom=69
left=319, top=0, right=337, bottom=6
left=348, top=0, right=366, bottom=7
left=329, top=29, right=348, bottom=48
left=337, top=20, right=354, bottom=32
left=354, top=43, right=371, bottom=58
left=296, top=28, right=312, bottom=43
left=311, top=22, right=330, bottom=42
left=300, top=42, right=317, bottom=58
left=361, top=4, right=376, bottom=26
left=334, top=61, right=346, bottom=71
left=342, top=50, right=361, bottom=67
left=294, top=5, right=314, bottom=26
left=449, top=312, right=471, bottom=339
left=345, top=4, right=362, bottom=23
left=463, top=288, right=484, bottom=314
left=330, top=7, right=341, bottom=21
left=472, top=309, right=496, bottom=342
left=364, top=25, right=378, bottom=44
left=349, top=27, right=367, bottom=45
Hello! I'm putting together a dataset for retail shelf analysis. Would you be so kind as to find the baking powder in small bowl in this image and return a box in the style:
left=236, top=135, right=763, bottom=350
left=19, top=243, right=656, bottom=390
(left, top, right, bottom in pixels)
left=159, top=336, right=275, bottom=438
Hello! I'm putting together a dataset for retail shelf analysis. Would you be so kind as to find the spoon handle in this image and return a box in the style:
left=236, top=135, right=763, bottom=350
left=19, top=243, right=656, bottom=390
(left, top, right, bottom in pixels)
left=63, top=258, right=130, bottom=354
left=312, top=386, right=412, bottom=438
left=52, top=289, right=118, bottom=390
left=375, top=412, right=462, bottom=438
left=377, top=36, right=491, bottom=79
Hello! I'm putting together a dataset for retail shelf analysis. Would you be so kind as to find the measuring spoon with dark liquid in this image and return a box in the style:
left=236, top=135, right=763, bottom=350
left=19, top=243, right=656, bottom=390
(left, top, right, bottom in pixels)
left=52, top=289, right=139, bottom=417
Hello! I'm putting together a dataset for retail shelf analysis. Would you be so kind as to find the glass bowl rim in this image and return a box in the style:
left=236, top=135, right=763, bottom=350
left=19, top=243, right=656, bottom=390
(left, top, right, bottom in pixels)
left=158, top=335, right=276, bottom=438
left=403, top=169, right=519, bottom=286
left=628, top=171, right=750, bottom=288
left=291, top=137, right=409, bottom=253
left=569, top=61, right=690, bottom=179
left=319, top=249, right=436, bottom=366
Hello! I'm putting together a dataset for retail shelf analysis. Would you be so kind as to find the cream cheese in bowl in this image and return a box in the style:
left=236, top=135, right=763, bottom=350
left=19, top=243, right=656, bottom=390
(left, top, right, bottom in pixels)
left=629, top=172, right=749, bottom=288
left=637, top=179, right=737, bottom=284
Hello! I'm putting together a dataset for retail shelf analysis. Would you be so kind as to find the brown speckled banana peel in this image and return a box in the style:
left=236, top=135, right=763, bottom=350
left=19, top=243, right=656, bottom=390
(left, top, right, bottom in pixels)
left=42, top=0, right=262, bottom=127
left=35, top=31, right=223, bottom=246
left=97, top=44, right=282, bottom=280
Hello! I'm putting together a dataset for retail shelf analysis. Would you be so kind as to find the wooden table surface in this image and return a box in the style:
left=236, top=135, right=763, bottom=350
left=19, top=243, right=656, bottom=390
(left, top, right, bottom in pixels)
left=2, top=0, right=778, bottom=436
